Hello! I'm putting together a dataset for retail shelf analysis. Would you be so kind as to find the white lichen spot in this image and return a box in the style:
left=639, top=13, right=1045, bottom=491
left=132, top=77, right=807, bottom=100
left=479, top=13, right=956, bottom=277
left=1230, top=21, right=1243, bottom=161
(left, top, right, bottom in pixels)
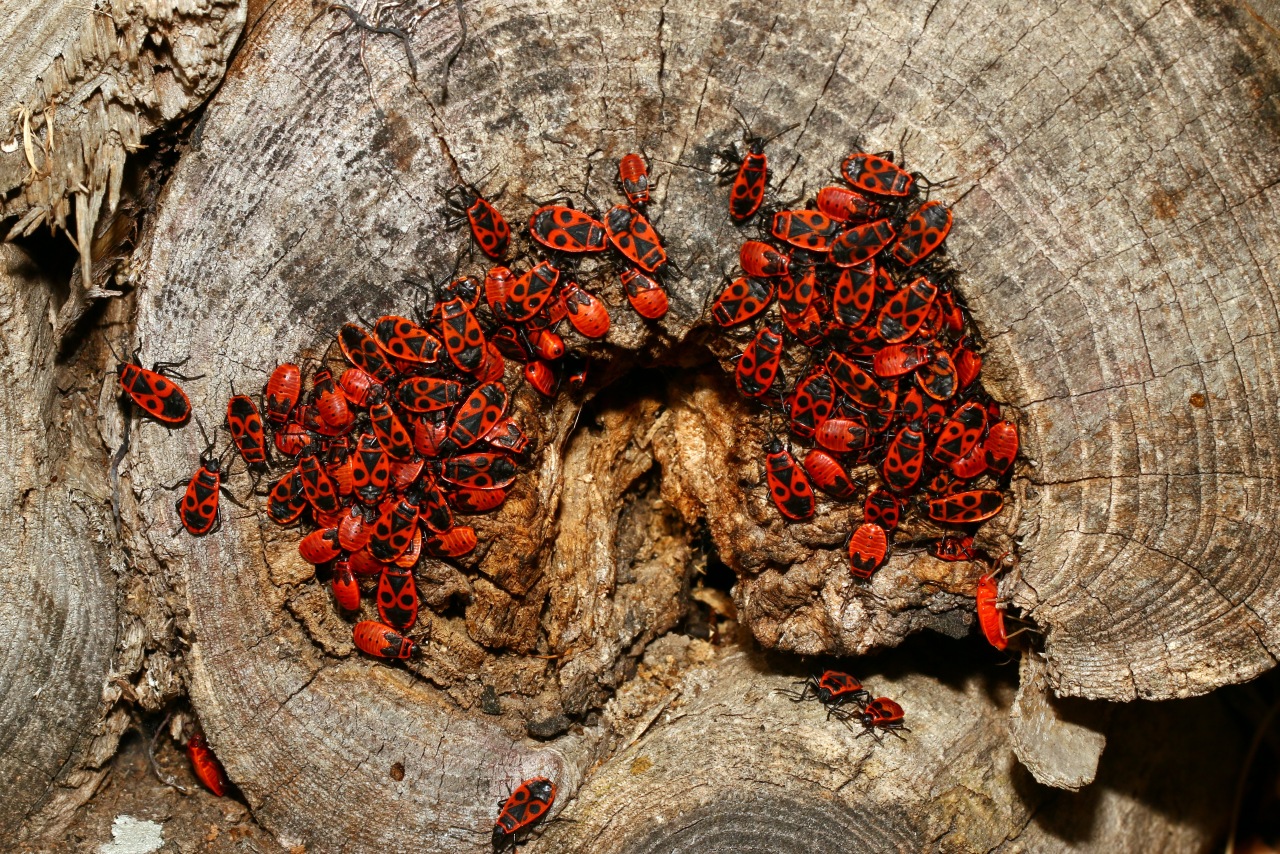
left=99, top=815, right=164, bottom=854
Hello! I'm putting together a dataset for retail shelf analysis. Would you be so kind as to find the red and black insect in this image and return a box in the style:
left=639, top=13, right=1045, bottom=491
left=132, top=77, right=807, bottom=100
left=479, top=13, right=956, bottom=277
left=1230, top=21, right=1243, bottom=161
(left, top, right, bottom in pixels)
left=425, top=525, right=477, bottom=558
left=396, top=376, right=463, bottom=413
left=618, top=152, right=652, bottom=205
left=331, top=560, right=360, bottom=611
left=417, top=477, right=455, bottom=533
left=777, top=266, right=816, bottom=326
left=825, top=352, right=882, bottom=409
left=848, top=522, right=888, bottom=579
left=829, top=219, right=896, bottom=267
left=949, top=441, right=987, bottom=480
left=983, top=419, right=1019, bottom=476
left=604, top=205, right=668, bottom=273
left=927, top=489, right=1004, bottom=524
left=451, top=486, right=511, bottom=514
left=338, top=504, right=374, bottom=552
left=916, top=350, right=957, bottom=401
left=931, top=535, right=977, bottom=562
left=863, top=489, right=901, bottom=531
left=118, top=355, right=193, bottom=425
left=711, top=276, right=775, bottom=327
left=370, top=392, right=415, bottom=460
left=764, top=439, right=816, bottom=521
left=736, top=322, right=785, bottom=398
left=298, top=447, right=343, bottom=514
left=881, top=427, right=926, bottom=492
left=524, top=360, right=557, bottom=396
left=620, top=268, right=669, bottom=320
left=562, top=282, right=611, bottom=339
left=445, top=381, right=508, bottom=451
left=338, top=323, right=395, bottom=383
left=782, top=671, right=870, bottom=719
left=299, top=526, right=342, bottom=565
left=369, top=495, right=420, bottom=562
left=310, top=368, right=354, bottom=432
left=338, top=367, right=381, bottom=408
left=493, top=776, right=557, bottom=852
left=485, top=418, right=530, bottom=455
left=854, top=697, right=909, bottom=740
left=788, top=368, right=835, bottom=442
left=439, top=287, right=487, bottom=373
left=501, top=260, right=560, bottom=322
left=176, top=452, right=224, bottom=536
left=445, top=185, right=511, bottom=259
left=803, top=449, right=860, bottom=501
left=976, top=572, right=1008, bottom=650
left=876, top=276, right=938, bottom=343
left=526, top=327, right=564, bottom=363
left=952, top=338, right=983, bottom=390
left=815, top=416, right=870, bottom=454
left=529, top=205, right=608, bottom=253
left=439, top=453, right=518, bottom=490
left=373, top=315, right=443, bottom=365
left=186, top=732, right=230, bottom=796
left=865, top=383, right=899, bottom=435
left=840, top=152, right=914, bottom=197
left=274, top=420, right=309, bottom=457
left=739, top=240, right=789, bottom=278
left=264, top=363, right=301, bottom=426
left=226, top=394, right=268, bottom=465
left=932, top=401, right=987, bottom=465
left=831, top=262, right=877, bottom=328
left=771, top=209, right=840, bottom=252
left=873, top=344, right=932, bottom=378
left=376, top=564, right=419, bottom=631
left=724, top=136, right=768, bottom=221
left=353, top=620, right=417, bottom=659
left=484, top=266, right=517, bottom=320
left=891, top=200, right=952, bottom=266
left=816, top=185, right=880, bottom=223
left=350, top=433, right=391, bottom=505
left=267, top=468, right=308, bottom=525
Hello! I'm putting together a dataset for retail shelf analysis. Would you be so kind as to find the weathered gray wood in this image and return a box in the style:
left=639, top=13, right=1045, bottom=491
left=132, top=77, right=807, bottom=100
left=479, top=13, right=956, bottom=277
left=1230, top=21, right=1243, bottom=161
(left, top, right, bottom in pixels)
left=0, top=245, right=123, bottom=840
left=0, top=0, right=245, bottom=335
left=537, top=648, right=1241, bottom=853
left=44, top=0, right=1280, bottom=848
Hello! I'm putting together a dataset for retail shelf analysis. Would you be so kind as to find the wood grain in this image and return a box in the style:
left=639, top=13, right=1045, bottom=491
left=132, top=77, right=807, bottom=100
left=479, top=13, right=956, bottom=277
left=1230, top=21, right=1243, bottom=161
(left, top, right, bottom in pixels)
left=77, top=0, right=1280, bottom=847
left=0, top=245, right=121, bottom=839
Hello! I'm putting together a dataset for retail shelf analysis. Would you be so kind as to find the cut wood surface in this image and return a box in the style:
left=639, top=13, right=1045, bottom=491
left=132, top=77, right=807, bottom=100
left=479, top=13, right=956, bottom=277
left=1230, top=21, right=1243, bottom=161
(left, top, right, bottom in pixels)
left=118, top=0, right=1280, bottom=848
left=0, top=0, right=245, bottom=338
left=3, top=0, right=1279, bottom=847
left=537, top=647, right=1241, bottom=853
left=0, top=245, right=122, bottom=839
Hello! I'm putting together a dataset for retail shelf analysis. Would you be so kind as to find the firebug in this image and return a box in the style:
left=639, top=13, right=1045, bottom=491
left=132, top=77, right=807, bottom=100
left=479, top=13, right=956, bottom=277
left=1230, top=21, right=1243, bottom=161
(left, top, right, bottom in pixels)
left=763, top=439, right=816, bottom=521
left=840, top=152, right=913, bottom=197
left=848, top=522, right=888, bottom=579
left=529, top=205, right=608, bottom=253
left=493, top=777, right=557, bottom=852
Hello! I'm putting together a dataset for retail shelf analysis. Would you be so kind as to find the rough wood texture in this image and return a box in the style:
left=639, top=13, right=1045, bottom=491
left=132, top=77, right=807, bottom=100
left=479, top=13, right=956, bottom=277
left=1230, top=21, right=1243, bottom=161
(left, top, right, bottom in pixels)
left=539, top=646, right=1241, bottom=853
left=59, top=0, right=1280, bottom=848
left=0, top=0, right=245, bottom=332
left=0, top=245, right=123, bottom=840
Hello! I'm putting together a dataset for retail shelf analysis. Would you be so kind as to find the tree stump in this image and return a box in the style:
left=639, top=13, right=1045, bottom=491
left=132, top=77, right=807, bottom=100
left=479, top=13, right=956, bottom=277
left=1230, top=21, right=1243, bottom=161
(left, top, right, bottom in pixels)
left=2, top=0, right=1278, bottom=849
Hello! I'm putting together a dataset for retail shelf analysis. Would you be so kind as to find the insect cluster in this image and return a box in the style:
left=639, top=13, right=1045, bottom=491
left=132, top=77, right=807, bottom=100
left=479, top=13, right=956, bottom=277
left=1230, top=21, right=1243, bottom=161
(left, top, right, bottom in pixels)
left=171, top=304, right=535, bottom=660
left=712, top=132, right=1020, bottom=581
left=446, top=150, right=672, bottom=393
left=150, top=152, right=677, bottom=667
left=781, top=669, right=909, bottom=742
